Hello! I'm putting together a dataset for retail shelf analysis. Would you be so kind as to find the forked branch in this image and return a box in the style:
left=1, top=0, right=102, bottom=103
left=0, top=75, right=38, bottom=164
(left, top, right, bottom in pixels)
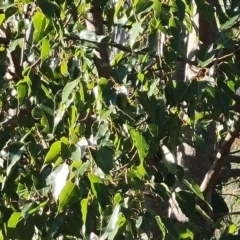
left=200, top=113, right=240, bottom=196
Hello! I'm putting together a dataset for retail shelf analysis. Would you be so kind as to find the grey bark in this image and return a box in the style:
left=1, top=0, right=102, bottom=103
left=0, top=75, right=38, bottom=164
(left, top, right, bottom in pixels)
left=172, top=1, right=218, bottom=239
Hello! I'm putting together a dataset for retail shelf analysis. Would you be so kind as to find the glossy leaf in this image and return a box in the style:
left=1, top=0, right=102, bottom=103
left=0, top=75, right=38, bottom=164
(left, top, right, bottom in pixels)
left=44, top=141, right=61, bottom=164
left=58, top=181, right=82, bottom=212
left=91, top=147, right=113, bottom=174
left=41, top=38, right=50, bottom=60
left=33, top=12, right=49, bottom=43
left=7, top=212, right=22, bottom=228
left=81, top=198, right=88, bottom=236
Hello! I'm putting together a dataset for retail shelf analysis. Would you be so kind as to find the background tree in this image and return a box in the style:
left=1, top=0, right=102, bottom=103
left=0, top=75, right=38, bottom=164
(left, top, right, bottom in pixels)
left=0, top=0, right=240, bottom=239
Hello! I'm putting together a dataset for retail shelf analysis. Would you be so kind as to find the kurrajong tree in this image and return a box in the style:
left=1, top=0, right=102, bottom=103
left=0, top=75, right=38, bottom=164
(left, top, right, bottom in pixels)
left=0, top=0, right=240, bottom=240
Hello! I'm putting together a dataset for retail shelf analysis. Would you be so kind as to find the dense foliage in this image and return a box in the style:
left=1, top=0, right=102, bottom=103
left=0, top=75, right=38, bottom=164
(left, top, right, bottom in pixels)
left=0, top=0, right=240, bottom=239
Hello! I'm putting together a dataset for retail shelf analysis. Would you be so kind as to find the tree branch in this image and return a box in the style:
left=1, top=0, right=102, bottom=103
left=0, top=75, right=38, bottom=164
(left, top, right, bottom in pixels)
left=212, top=211, right=240, bottom=219
left=200, top=113, right=240, bottom=196
left=218, top=168, right=240, bottom=179
left=223, top=155, right=240, bottom=163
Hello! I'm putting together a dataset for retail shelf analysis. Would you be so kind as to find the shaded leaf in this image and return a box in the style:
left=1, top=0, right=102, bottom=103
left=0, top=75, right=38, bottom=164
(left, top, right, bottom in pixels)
left=88, top=173, right=109, bottom=211
left=91, top=147, right=113, bottom=174
left=101, top=204, right=121, bottom=240
left=176, top=191, right=196, bottom=221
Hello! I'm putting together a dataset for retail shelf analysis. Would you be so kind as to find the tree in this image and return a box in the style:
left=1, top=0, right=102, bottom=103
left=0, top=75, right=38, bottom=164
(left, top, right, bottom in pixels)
left=0, top=0, right=240, bottom=239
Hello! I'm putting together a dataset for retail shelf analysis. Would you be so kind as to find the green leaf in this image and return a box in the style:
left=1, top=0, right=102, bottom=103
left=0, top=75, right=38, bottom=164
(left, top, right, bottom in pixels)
left=153, top=0, right=162, bottom=18
left=41, top=38, right=50, bottom=60
left=195, top=205, right=213, bottom=224
left=58, top=181, right=81, bottom=212
left=129, top=128, right=149, bottom=163
left=176, top=191, right=196, bottom=221
left=91, top=147, right=113, bottom=174
left=28, top=201, right=48, bottom=215
left=183, top=179, right=204, bottom=201
left=220, top=14, right=240, bottom=31
left=17, top=82, right=30, bottom=105
left=215, top=88, right=230, bottom=119
left=198, top=3, right=215, bottom=25
left=38, top=1, right=60, bottom=18
left=21, top=202, right=36, bottom=220
left=99, top=109, right=112, bottom=122
left=72, top=161, right=90, bottom=177
left=6, top=142, right=25, bottom=177
left=101, top=204, right=121, bottom=240
left=179, top=228, right=194, bottom=239
left=33, top=12, right=50, bottom=43
left=155, top=216, right=166, bottom=239
left=0, top=4, right=15, bottom=10
left=154, top=183, right=171, bottom=201
left=129, top=22, right=142, bottom=48
left=69, top=105, right=77, bottom=130
left=50, top=163, right=69, bottom=201
left=44, top=141, right=61, bottom=164
left=9, top=38, right=23, bottom=53
left=62, top=80, right=78, bottom=103
left=5, top=6, right=18, bottom=19
left=161, top=145, right=177, bottom=175
left=136, top=91, right=157, bottom=122
left=155, top=216, right=179, bottom=239
left=88, top=173, right=109, bottom=211
left=47, top=214, right=63, bottom=238
left=134, top=0, right=153, bottom=16
left=7, top=212, right=23, bottom=228
left=175, top=0, right=185, bottom=21
left=228, top=224, right=237, bottom=234
left=69, top=144, right=81, bottom=162
left=60, top=62, right=68, bottom=76
left=27, top=143, right=43, bottom=161
left=54, top=102, right=66, bottom=129
left=94, top=121, right=110, bottom=142
left=0, top=14, right=5, bottom=25
left=81, top=198, right=88, bottom=236
left=197, top=44, right=215, bottom=68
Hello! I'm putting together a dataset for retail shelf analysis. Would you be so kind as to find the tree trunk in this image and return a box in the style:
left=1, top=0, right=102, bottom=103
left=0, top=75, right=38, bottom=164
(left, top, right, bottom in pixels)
left=173, top=1, right=218, bottom=239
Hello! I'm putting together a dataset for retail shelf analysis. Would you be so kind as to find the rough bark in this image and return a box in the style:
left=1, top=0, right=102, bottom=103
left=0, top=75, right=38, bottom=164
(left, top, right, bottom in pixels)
left=172, top=1, right=217, bottom=238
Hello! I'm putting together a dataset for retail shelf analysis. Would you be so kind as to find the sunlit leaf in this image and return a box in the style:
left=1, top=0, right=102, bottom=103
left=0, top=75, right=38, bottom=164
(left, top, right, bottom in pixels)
left=49, top=163, right=69, bottom=201
left=41, top=38, right=50, bottom=60
left=44, top=141, right=61, bottom=164
left=7, top=212, right=22, bottom=228
left=58, top=181, right=81, bottom=212
left=81, top=198, right=88, bottom=236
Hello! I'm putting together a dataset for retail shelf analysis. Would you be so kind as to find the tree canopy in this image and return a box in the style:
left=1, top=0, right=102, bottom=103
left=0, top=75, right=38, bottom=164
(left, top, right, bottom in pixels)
left=0, top=0, right=240, bottom=239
